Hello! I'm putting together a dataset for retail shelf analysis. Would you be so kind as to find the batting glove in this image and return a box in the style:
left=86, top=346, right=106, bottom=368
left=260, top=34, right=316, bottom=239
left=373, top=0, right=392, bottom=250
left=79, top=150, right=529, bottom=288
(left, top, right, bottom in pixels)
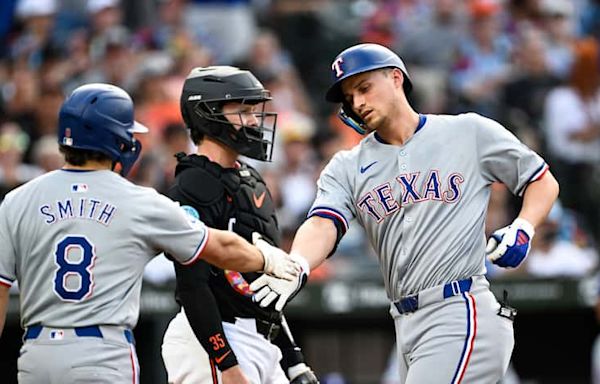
left=253, top=233, right=300, bottom=281
left=250, top=252, right=310, bottom=311
left=486, top=218, right=535, bottom=268
left=288, top=363, right=319, bottom=384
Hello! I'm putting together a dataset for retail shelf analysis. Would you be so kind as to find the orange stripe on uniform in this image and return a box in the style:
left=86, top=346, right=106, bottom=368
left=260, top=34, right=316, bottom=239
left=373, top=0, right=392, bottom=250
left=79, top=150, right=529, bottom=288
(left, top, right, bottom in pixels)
left=210, top=358, right=218, bottom=384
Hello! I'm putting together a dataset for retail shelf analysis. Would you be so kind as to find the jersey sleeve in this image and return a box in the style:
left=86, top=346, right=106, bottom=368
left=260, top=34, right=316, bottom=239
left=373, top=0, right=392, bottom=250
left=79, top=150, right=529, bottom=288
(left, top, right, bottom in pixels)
left=169, top=161, right=239, bottom=370
left=142, top=192, right=210, bottom=265
left=174, top=261, right=239, bottom=370
left=474, top=113, right=549, bottom=196
left=0, top=196, right=17, bottom=287
left=308, top=151, right=355, bottom=237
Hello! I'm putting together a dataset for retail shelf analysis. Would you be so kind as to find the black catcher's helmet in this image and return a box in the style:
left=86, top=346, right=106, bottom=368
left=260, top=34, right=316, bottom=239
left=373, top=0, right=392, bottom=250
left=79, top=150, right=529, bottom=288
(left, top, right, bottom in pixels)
left=180, top=66, right=277, bottom=161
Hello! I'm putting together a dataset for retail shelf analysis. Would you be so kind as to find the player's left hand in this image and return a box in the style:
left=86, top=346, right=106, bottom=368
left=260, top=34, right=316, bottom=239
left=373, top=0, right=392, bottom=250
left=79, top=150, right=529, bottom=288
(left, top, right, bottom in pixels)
left=486, top=218, right=535, bottom=268
left=288, top=363, right=319, bottom=384
left=250, top=256, right=309, bottom=311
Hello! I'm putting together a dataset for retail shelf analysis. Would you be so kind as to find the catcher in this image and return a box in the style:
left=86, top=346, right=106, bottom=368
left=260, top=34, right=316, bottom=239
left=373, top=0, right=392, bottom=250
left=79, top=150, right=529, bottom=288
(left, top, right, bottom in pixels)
left=161, top=66, right=318, bottom=384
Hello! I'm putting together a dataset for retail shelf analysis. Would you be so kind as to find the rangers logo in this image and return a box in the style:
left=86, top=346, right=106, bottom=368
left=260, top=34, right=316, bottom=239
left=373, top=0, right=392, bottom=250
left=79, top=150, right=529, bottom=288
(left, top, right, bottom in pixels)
left=332, top=57, right=344, bottom=78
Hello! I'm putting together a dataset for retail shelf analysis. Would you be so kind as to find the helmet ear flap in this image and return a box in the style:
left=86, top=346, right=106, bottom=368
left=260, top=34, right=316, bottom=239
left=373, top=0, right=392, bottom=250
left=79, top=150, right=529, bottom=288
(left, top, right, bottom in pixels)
left=118, top=139, right=142, bottom=176
left=201, top=101, right=227, bottom=137
left=338, top=102, right=367, bottom=135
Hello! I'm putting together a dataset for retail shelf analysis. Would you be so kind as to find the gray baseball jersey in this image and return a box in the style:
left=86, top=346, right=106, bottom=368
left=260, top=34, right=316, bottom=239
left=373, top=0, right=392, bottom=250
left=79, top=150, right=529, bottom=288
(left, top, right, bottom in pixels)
left=309, top=113, right=548, bottom=300
left=0, top=169, right=208, bottom=329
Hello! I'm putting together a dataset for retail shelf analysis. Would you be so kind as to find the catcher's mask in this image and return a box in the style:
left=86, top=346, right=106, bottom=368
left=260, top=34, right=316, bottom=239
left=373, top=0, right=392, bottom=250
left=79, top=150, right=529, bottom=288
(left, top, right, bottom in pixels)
left=326, top=43, right=412, bottom=135
left=181, top=66, right=277, bottom=161
left=58, top=83, right=148, bottom=176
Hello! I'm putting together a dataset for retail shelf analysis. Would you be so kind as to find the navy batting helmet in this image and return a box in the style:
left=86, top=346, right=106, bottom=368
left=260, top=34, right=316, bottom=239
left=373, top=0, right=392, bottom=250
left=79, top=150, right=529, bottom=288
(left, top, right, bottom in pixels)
left=58, top=83, right=148, bottom=176
left=326, top=43, right=412, bottom=134
left=180, top=66, right=277, bottom=161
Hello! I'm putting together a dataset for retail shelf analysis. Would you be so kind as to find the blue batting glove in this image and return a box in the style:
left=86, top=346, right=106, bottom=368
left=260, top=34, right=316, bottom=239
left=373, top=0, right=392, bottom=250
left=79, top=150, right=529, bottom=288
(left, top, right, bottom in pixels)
left=486, top=218, right=535, bottom=268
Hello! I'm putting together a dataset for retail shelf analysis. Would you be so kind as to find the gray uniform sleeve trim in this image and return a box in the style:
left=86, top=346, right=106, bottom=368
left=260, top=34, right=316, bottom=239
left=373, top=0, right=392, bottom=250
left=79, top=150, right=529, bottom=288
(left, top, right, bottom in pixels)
left=0, top=274, right=13, bottom=287
left=307, top=206, right=349, bottom=233
left=516, top=163, right=549, bottom=196
left=180, top=230, right=210, bottom=265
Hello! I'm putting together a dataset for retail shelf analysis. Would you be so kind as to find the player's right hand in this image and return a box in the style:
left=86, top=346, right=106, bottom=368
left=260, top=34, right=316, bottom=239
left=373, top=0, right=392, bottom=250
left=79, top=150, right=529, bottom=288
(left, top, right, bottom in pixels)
left=486, top=218, right=535, bottom=268
left=250, top=261, right=308, bottom=311
left=253, top=233, right=300, bottom=281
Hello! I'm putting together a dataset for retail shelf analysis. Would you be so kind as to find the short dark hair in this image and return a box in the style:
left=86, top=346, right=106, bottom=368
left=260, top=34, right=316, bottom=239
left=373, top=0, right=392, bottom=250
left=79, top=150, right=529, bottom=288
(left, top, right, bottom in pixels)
left=380, top=67, right=395, bottom=77
left=59, top=145, right=111, bottom=166
left=189, top=129, right=205, bottom=145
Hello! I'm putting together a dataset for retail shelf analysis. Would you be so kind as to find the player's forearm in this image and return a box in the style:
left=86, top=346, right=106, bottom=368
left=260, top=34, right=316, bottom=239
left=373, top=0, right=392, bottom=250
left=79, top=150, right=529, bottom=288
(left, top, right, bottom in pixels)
left=291, top=216, right=337, bottom=270
left=178, top=288, right=238, bottom=370
left=203, top=229, right=264, bottom=272
left=518, top=171, right=559, bottom=228
left=0, top=285, right=9, bottom=337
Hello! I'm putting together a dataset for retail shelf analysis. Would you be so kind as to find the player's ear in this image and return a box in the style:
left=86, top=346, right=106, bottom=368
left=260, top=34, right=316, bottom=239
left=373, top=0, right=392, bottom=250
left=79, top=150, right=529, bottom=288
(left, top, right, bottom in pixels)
left=392, top=68, right=405, bottom=90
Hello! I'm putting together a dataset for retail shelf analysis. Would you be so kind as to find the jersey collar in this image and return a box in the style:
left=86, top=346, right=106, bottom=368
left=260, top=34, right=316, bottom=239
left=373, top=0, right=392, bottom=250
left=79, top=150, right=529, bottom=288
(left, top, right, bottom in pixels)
left=374, top=114, right=427, bottom=144
left=60, top=168, right=100, bottom=173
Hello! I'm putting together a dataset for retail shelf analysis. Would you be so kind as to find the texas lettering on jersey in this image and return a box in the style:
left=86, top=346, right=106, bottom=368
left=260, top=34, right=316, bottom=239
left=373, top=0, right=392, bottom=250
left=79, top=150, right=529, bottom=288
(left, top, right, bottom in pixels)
left=357, top=170, right=465, bottom=223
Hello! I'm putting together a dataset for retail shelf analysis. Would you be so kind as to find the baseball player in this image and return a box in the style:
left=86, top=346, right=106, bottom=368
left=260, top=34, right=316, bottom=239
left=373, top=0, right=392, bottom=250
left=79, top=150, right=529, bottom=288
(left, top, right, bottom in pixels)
left=250, top=44, right=560, bottom=383
left=161, top=66, right=318, bottom=384
left=0, top=83, right=300, bottom=384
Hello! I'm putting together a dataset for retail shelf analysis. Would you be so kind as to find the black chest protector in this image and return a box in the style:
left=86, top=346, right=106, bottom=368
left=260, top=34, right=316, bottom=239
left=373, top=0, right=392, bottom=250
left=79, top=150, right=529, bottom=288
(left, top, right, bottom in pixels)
left=173, top=154, right=280, bottom=246
left=172, top=154, right=282, bottom=321
left=221, top=164, right=281, bottom=247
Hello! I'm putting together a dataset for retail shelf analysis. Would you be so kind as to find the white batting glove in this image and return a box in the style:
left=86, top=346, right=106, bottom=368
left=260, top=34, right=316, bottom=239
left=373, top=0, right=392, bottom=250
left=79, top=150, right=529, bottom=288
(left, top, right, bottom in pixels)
left=250, top=252, right=310, bottom=311
left=486, top=218, right=535, bottom=268
left=253, top=233, right=300, bottom=281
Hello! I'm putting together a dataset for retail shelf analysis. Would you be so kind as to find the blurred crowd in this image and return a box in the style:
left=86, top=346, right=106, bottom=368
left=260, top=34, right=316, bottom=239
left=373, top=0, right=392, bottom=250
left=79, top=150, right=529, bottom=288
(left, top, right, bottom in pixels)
left=0, top=0, right=599, bottom=284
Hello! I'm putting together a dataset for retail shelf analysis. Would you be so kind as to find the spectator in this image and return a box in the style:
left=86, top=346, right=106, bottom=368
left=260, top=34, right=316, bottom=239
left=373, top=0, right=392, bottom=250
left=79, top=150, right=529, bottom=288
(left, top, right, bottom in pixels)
left=526, top=201, right=598, bottom=277
left=275, top=111, right=318, bottom=231
left=18, top=86, right=63, bottom=158
left=450, top=0, right=512, bottom=118
left=134, top=0, right=187, bottom=51
left=2, top=66, right=39, bottom=120
left=396, top=0, right=465, bottom=69
left=183, top=0, right=258, bottom=64
left=360, top=0, right=400, bottom=48
left=237, top=30, right=313, bottom=116
left=87, top=0, right=127, bottom=62
left=30, top=134, right=62, bottom=172
left=543, top=37, right=600, bottom=238
left=501, top=25, right=560, bottom=151
left=83, top=25, right=136, bottom=89
left=396, top=0, right=466, bottom=113
left=11, top=0, right=58, bottom=69
left=538, top=0, right=576, bottom=79
left=0, top=121, right=42, bottom=197
left=132, top=53, right=178, bottom=151
left=580, top=0, right=600, bottom=41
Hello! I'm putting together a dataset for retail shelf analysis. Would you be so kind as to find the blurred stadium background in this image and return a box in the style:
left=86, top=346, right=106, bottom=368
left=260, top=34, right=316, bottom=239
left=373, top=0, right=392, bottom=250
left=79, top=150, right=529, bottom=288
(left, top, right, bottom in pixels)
left=0, top=0, right=600, bottom=383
